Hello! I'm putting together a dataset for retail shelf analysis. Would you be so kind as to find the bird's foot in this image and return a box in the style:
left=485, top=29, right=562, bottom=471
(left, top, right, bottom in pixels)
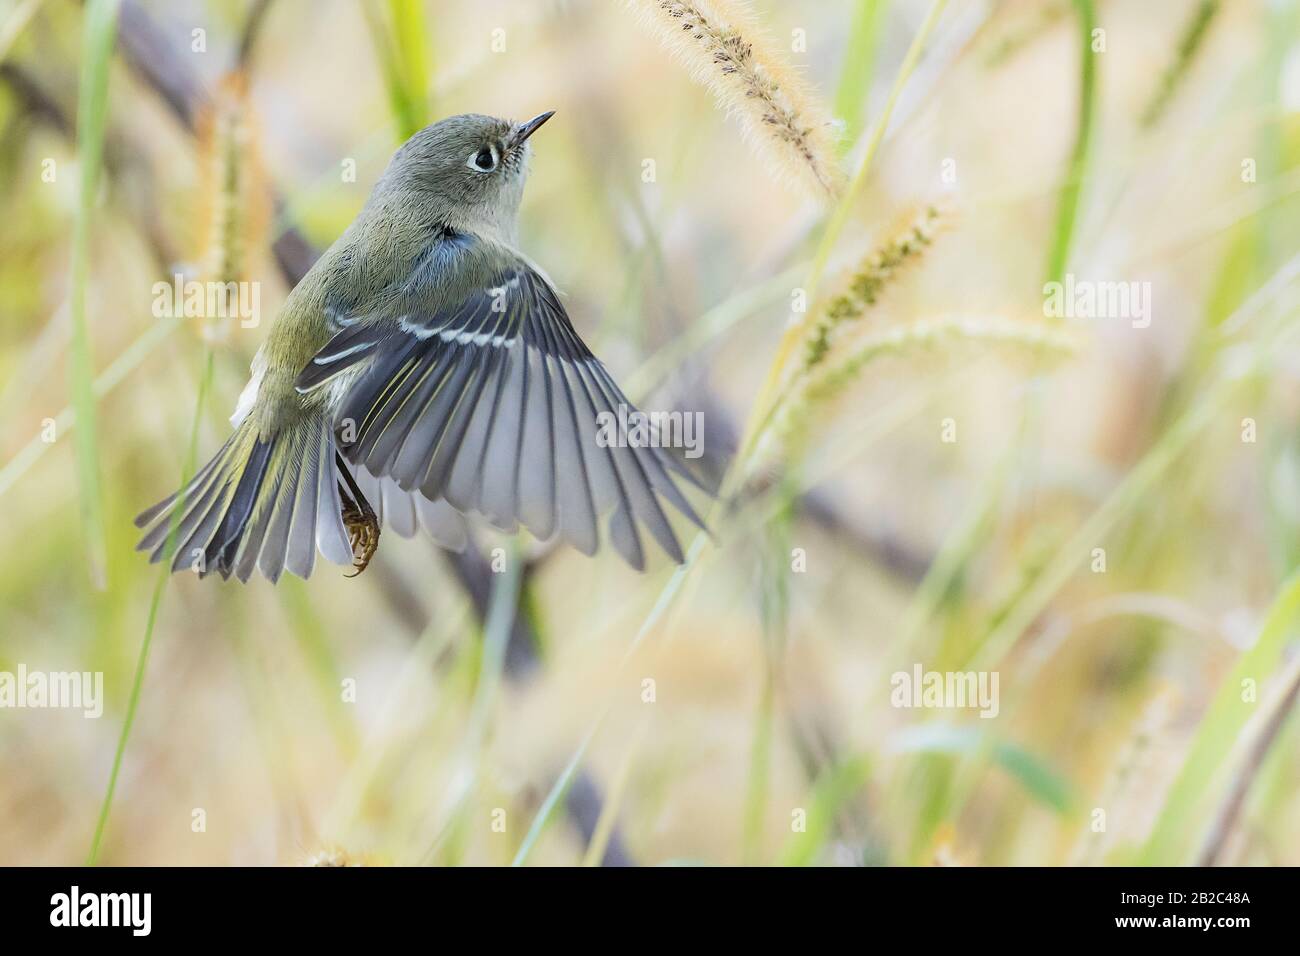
left=335, top=452, right=379, bottom=577
left=342, top=499, right=379, bottom=577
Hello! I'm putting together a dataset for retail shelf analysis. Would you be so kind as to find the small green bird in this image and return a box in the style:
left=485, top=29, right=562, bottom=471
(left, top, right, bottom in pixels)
left=136, top=112, right=705, bottom=582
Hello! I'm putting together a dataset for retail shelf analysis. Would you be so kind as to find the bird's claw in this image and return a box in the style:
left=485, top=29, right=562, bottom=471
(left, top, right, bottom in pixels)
left=342, top=500, right=379, bottom=577
left=336, top=453, right=379, bottom=578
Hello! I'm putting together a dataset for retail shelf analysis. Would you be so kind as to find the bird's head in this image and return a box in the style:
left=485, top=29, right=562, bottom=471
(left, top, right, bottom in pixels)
left=375, top=111, right=554, bottom=240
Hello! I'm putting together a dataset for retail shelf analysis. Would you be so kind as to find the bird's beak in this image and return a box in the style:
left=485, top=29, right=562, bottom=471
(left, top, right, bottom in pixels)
left=511, top=110, right=555, bottom=148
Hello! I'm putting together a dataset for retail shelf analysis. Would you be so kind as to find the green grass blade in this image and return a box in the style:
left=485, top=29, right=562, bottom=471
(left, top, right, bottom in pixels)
left=777, top=756, right=872, bottom=866
left=889, top=723, right=1074, bottom=814
left=808, top=0, right=947, bottom=297
left=833, top=0, right=889, bottom=150
left=743, top=493, right=794, bottom=863
left=389, top=0, right=430, bottom=132
left=1140, top=0, right=1219, bottom=129
left=1043, top=0, right=1097, bottom=284
left=68, top=0, right=122, bottom=587
left=511, top=728, right=592, bottom=867
left=579, top=718, right=646, bottom=867
left=364, top=0, right=431, bottom=140
left=1139, top=569, right=1300, bottom=865
left=1196, top=649, right=1300, bottom=865
left=86, top=350, right=213, bottom=865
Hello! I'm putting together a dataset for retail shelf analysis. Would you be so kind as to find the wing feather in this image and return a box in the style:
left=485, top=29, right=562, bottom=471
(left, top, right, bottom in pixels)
left=296, top=243, right=705, bottom=568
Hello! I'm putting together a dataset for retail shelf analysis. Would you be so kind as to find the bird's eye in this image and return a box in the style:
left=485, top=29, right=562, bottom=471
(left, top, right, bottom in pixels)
left=467, top=145, right=498, bottom=172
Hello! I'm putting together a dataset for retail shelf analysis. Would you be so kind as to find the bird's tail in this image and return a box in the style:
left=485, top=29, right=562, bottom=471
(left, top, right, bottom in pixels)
left=134, top=412, right=353, bottom=583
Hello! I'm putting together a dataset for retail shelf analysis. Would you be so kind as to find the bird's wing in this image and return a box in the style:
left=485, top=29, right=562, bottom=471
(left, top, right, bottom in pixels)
left=295, top=251, right=705, bottom=569
left=349, top=463, right=469, bottom=552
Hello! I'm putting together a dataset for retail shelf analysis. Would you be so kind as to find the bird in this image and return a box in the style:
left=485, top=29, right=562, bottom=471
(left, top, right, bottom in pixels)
left=135, top=111, right=706, bottom=582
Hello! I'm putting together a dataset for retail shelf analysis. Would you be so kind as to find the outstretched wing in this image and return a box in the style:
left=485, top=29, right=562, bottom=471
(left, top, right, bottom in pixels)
left=295, top=252, right=705, bottom=569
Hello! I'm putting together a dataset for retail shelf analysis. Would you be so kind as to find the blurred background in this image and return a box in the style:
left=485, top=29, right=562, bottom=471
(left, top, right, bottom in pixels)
left=0, top=0, right=1298, bottom=866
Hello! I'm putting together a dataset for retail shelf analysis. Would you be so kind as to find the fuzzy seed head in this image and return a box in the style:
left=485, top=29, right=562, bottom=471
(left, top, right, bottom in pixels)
left=627, top=0, right=844, bottom=201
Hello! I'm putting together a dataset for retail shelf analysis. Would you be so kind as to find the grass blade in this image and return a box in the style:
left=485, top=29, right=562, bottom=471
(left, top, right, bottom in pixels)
left=888, top=723, right=1074, bottom=814
left=68, top=0, right=122, bottom=587
left=86, top=350, right=213, bottom=865
left=1139, top=569, right=1300, bottom=865
left=1196, top=648, right=1300, bottom=865
left=1043, top=0, right=1097, bottom=284
left=579, top=719, right=646, bottom=867
left=777, top=756, right=872, bottom=866
left=833, top=0, right=888, bottom=150
left=364, top=0, right=431, bottom=140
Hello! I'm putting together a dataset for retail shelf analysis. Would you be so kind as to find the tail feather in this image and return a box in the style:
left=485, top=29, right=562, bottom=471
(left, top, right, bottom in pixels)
left=132, top=446, right=226, bottom=531
left=208, top=436, right=276, bottom=576
left=284, top=428, right=319, bottom=580
left=166, top=474, right=233, bottom=573
left=136, top=460, right=221, bottom=560
left=231, top=468, right=284, bottom=583
left=135, top=415, right=351, bottom=583
left=256, top=461, right=299, bottom=584
left=135, top=441, right=229, bottom=557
